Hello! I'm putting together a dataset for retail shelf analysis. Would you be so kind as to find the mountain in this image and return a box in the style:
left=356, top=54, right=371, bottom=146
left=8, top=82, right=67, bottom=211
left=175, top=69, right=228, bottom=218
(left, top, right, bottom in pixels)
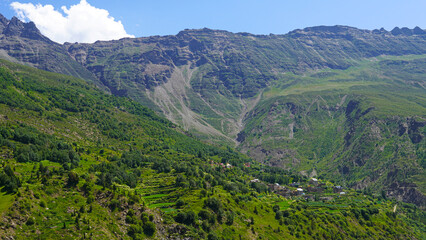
left=0, top=14, right=100, bottom=86
left=0, top=14, right=425, bottom=208
left=1, top=59, right=424, bottom=239
left=63, top=26, right=426, bottom=142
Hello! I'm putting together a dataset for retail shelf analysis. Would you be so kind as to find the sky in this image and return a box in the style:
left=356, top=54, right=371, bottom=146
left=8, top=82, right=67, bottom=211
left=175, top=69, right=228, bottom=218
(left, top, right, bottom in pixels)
left=1, top=0, right=425, bottom=43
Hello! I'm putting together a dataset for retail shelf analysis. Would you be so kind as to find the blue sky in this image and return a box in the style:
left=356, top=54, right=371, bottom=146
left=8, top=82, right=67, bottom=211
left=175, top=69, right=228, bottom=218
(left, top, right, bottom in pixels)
left=1, top=0, right=425, bottom=42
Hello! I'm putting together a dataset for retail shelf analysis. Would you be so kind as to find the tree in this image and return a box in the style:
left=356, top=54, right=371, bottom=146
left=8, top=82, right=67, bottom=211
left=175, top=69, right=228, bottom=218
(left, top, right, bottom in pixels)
left=175, top=212, right=187, bottom=224
left=205, top=197, right=222, bottom=213
left=67, top=171, right=79, bottom=187
left=184, top=211, right=196, bottom=225
left=207, top=233, right=218, bottom=240
left=176, top=199, right=185, bottom=208
left=273, top=204, right=280, bottom=213
left=226, top=212, right=234, bottom=225
left=143, top=221, right=156, bottom=236
left=0, top=165, right=21, bottom=193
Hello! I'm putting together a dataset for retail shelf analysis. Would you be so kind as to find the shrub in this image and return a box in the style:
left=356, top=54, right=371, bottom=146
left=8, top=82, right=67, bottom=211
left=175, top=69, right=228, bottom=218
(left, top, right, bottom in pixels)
left=128, top=224, right=141, bottom=237
left=275, top=211, right=283, bottom=220
left=226, top=212, right=234, bottom=225
left=26, top=217, right=35, bottom=225
left=86, top=195, right=95, bottom=204
left=141, top=212, right=149, bottom=223
left=198, top=209, right=211, bottom=220
left=175, top=211, right=196, bottom=225
left=109, top=199, right=120, bottom=211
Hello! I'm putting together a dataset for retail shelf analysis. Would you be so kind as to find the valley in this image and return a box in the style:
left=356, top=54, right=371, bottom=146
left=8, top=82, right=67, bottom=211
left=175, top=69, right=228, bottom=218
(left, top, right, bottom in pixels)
left=0, top=13, right=425, bottom=239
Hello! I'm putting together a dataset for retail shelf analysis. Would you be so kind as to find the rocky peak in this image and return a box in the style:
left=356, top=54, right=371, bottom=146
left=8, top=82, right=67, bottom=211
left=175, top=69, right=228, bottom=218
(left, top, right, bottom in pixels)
left=21, top=21, right=50, bottom=41
left=372, top=28, right=389, bottom=34
left=0, top=13, right=9, bottom=32
left=2, top=15, right=51, bottom=42
left=302, top=25, right=357, bottom=33
left=413, top=26, right=426, bottom=35
left=3, top=16, right=25, bottom=36
left=177, top=28, right=232, bottom=40
left=390, top=27, right=425, bottom=36
left=287, top=25, right=368, bottom=39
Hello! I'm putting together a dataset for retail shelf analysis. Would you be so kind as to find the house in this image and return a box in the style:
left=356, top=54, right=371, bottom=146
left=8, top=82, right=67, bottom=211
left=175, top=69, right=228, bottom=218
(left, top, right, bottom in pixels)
left=333, top=186, right=343, bottom=193
left=277, top=188, right=291, bottom=198
left=320, top=196, right=334, bottom=201
left=250, top=179, right=260, bottom=183
left=304, top=194, right=315, bottom=201
left=296, top=188, right=304, bottom=195
left=268, top=183, right=283, bottom=192
left=309, top=178, right=319, bottom=186
left=306, top=186, right=323, bottom=193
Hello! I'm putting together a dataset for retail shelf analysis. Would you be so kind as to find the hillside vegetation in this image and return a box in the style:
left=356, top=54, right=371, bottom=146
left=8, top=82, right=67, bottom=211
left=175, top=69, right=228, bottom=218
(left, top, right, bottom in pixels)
left=0, top=60, right=424, bottom=239
left=238, top=55, right=426, bottom=207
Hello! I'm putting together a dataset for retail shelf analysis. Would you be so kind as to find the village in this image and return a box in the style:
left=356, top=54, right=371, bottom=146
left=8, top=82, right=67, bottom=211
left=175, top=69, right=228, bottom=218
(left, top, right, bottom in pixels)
left=251, top=177, right=347, bottom=202
left=210, top=160, right=348, bottom=202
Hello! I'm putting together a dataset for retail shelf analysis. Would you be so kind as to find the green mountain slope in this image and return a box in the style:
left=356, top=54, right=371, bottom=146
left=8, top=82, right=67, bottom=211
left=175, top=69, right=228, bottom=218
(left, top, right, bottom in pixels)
left=63, top=27, right=426, bottom=207
left=0, top=14, right=425, bottom=208
left=238, top=55, right=426, bottom=207
left=63, top=26, right=426, bottom=142
left=0, top=60, right=424, bottom=239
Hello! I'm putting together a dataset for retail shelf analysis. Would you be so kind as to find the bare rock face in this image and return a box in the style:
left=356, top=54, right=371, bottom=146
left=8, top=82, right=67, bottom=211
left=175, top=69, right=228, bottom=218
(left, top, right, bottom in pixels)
left=3, top=17, right=24, bottom=37
left=408, top=119, right=425, bottom=144
left=0, top=14, right=10, bottom=32
left=0, top=15, right=99, bottom=85
left=64, top=25, right=426, bottom=99
left=387, top=181, right=425, bottom=207
left=2, top=16, right=49, bottom=42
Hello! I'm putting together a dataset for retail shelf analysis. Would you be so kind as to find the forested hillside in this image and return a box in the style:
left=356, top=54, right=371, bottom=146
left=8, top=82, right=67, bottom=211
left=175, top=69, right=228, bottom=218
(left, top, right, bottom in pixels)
left=0, top=60, right=424, bottom=239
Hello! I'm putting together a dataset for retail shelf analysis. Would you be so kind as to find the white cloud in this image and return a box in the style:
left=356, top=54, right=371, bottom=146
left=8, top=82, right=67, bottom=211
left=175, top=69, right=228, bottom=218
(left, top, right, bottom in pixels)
left=10, top=0, right=134, bottom=43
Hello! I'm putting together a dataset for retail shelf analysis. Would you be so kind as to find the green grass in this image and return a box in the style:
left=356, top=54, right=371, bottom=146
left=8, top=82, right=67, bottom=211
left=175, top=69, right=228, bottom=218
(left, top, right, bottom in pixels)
left=276, top=200, right=291, bottom=210
left=149, top=202, right=175, bottom=208
left=0, top=191, right=14, bottom=215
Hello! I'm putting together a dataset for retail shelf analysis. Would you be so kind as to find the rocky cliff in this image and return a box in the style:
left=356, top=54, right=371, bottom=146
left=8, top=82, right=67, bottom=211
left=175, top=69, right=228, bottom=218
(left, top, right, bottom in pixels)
left=0, top=14, right=99, bottom=85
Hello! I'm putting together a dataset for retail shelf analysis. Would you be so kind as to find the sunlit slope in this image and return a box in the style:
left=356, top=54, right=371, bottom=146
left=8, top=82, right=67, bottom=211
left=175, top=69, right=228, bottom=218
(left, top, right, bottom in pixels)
left=238, top=55, right=426, bottom=206
left=0, top=60, right=424, bottom=239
